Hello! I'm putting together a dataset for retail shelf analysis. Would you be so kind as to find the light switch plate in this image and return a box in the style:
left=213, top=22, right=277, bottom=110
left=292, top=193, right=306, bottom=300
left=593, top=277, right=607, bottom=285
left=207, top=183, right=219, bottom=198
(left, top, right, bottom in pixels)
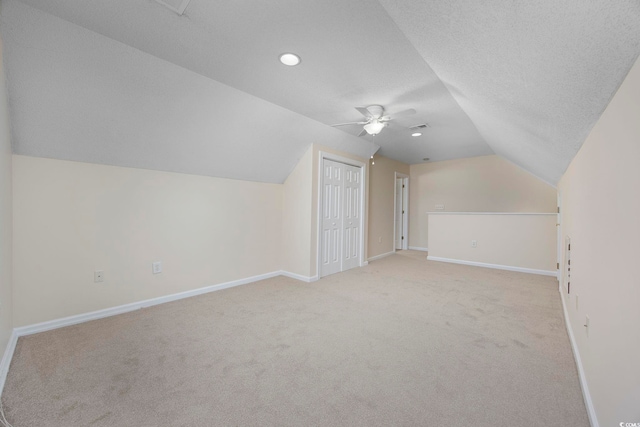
left=152, top=261, right=162, bottom=274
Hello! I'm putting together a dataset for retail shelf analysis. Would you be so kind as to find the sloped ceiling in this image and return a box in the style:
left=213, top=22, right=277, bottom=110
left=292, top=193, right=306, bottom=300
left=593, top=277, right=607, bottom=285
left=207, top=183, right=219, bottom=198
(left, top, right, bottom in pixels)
left=1, top=0, right=639, bottom=184
left=378, top=0, right=640, bottom=184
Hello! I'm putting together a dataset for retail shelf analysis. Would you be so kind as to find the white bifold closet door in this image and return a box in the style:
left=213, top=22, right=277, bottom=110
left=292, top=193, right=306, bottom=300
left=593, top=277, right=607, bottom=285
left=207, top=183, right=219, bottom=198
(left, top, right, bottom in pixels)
left=321, top=159, right=362, bottom=277
left=342, top=163, right=361, bottom=271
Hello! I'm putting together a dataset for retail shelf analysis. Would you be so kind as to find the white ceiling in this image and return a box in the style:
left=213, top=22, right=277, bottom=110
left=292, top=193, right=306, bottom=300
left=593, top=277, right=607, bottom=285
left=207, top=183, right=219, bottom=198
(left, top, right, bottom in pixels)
left=377, top=0, right=640, bottom=184
left=1, top=0, right=639, bottom=184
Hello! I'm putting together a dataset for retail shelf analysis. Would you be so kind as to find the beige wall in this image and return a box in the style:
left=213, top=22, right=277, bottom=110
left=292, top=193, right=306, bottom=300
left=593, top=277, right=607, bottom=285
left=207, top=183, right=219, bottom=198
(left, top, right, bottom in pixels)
left=0, top=34, right=13, bottom=358
left=428, top=214, right=556, bottom=272
left=558, top=57, right=640, bottom=426
left=12, top=156, right=283, bottom=326
left=367, top=154, right=409, bottom=258
left=282, top=146, right=313, bottom=277
left=409, top=155, right=557, bottom=249
left=11, top=142, right=370, bottom=327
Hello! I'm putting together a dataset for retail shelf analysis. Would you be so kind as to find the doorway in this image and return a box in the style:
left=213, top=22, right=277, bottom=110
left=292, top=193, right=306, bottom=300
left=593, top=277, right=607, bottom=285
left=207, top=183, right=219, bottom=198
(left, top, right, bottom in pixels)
left=557, top=191, right=562, bottom=287
left=318, top=153, right=366, bottom=278
left=394, top=173, right=409, bottom=251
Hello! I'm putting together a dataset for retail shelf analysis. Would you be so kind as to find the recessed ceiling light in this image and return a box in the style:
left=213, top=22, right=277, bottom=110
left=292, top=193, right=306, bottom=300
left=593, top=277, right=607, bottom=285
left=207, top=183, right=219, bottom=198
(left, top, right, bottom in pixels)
left=412, top=132, right=422, bottom=137
left=279, top=53, right=301, bottom=66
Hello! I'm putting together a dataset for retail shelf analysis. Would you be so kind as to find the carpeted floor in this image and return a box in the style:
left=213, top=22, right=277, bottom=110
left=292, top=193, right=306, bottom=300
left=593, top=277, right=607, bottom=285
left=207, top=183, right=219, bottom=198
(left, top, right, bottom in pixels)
left=3, top=251, right=589, bottom=426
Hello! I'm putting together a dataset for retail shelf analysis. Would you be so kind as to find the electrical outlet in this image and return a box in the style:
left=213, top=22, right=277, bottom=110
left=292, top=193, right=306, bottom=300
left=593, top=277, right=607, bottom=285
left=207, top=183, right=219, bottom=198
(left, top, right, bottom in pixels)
left=94, top=270, right=104, bottom=283
left=576, top=295, right=579, bottom=310
left=435, top=203, right=445, bottom=210
left=471, top=240, right=477, bottom=248
left=378, top=236, right=382, bottom=243
left=152, top=261, right=162, bottom=274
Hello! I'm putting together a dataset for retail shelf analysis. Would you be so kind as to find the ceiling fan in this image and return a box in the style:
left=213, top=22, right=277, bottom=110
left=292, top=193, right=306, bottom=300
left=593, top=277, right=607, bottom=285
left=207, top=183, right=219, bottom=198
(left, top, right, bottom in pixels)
left=331, top=105, right=416, bottom=136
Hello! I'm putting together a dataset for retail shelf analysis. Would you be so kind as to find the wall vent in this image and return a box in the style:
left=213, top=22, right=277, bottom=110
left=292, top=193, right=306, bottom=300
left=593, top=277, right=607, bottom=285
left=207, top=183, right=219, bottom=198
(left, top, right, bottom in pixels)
left=409, top=123, right=430, bottom=130
left=154, top=0, right=192, bottom=15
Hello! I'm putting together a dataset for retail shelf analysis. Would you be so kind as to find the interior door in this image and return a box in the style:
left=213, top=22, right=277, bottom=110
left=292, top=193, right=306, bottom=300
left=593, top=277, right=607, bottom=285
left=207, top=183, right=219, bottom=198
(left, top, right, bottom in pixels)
left=557, top=192, right=561, bottom=283
left=342, top=164, right=361, bottom=271
left=401, top=178, right=408, bottom=250
left=321, top=160, right=343, bottom=277
left=395, top=178, right=403, bottom=249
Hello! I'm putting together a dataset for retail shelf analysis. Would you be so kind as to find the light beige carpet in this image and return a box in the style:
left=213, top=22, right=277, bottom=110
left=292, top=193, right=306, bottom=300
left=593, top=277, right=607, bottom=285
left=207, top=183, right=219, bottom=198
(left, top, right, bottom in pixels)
left=3, top=251, right=589, bottom=426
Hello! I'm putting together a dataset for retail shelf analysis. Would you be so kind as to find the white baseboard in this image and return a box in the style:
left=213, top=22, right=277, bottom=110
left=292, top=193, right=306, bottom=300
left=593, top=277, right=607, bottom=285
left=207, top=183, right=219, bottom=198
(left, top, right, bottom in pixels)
left=0, top=330, right=18, bottom=397
left=280, top=270, right=318, bottom=283
left=12, top=269, right=323, bottom=340
left=559, top=290, right=599, bottom=427
left=426, top=256, right=556, bottom=276
left=408, top=246, right=428, bottom=252
left=367, top=251, right=395, bottom=262
left=3, top=269, right=320, bottom=397
left=13, top=270, right=283, bottom=338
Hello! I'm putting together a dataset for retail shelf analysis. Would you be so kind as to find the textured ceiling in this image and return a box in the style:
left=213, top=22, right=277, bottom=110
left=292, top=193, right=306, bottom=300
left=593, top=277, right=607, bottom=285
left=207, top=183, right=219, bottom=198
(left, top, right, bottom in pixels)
left=378, top=0, right=640, bottom=183
left=2, top=0, right=639, bottom=184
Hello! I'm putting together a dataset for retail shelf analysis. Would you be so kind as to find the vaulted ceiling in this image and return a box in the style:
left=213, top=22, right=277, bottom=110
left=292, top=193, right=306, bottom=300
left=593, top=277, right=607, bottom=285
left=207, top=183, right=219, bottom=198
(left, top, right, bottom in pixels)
left=1, top=0, right=639, bottom=184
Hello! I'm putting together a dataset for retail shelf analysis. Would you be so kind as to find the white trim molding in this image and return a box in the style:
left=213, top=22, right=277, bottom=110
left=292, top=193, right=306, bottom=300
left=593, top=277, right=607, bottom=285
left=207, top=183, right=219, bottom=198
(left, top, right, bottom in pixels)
left=0, top=270, right=299, bottom=397
left=559, top=291, right=599, bottom=427
left=280, top=271, right=318, bottom=283
left=426, top=211, right=556, bottom=216
left=367, top=251, right=395, bottom=262
left=426, top=256, right=556, bottom=276
left=408, top=246, right=428, bottom=252
left=0, top=269, right=329, bottom=396
left=14, top=271, right=283, bottom=337
left=393, top=172, right=409, bottom=251
left=0, top=330, right=19, bottom=396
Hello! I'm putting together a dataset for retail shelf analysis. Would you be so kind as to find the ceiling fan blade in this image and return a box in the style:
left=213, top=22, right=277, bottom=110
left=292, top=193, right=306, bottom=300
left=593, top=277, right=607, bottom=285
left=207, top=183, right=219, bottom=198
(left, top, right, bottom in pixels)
left=388, top=108, right=416, bottom=119
left=331, top=121, right=368, bottom=127
left=357, top=128, right=368, bottom=137
left=355, top=107, right=373, bottom=119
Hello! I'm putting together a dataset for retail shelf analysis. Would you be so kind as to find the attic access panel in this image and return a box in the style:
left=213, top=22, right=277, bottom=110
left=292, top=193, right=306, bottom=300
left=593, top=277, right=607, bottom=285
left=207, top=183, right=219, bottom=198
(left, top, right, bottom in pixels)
left=154, top=0, right=192, bottom=15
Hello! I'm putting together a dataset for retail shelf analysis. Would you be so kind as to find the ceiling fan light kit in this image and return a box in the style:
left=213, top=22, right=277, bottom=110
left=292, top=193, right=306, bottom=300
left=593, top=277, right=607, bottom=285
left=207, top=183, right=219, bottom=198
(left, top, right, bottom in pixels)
left=331, top=105, right=416, bottom=137
left=363, top=119, right=386, bottom=135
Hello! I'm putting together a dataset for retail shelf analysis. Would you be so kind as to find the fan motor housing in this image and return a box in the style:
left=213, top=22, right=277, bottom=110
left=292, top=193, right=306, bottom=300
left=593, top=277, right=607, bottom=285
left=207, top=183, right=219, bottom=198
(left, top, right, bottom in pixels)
left=367, top=105, right=384, bottom=118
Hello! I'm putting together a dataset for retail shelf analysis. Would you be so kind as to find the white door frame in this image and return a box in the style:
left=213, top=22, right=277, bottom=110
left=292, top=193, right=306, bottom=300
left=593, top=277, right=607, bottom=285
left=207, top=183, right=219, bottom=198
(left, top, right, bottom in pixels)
left=393, top=172, right=409, bottom=251
left=316, top=151, right=367, bottom=278
left=557, top=190, right=562, bottom=287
